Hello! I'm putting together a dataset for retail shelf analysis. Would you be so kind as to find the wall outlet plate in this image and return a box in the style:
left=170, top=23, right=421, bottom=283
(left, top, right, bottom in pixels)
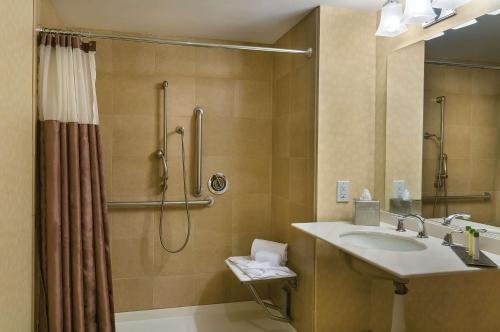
left=393, top=180, right=406, bottom=199
left=336, top=180, right=350, bottom=203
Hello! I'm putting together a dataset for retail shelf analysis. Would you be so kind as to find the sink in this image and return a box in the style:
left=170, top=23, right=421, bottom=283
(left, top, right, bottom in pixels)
left=339, top=231, right=427, bottom=252
left=293, top=221, right=500, bottom=279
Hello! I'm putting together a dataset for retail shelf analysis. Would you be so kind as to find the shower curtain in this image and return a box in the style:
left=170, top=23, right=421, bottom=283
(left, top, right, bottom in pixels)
left=36, top=33, right=115, bottom=332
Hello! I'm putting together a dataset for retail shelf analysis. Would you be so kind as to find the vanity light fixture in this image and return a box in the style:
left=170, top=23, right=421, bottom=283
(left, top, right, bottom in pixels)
left=487, top=8, right=500, bottom=15
left=452, top=18, right=477, bottom=29
left=375, top=0, right=407, bottom=37
left=403, top=0, right=437, bottom=24
left=431, top=0, right=471, bottom=10
left=376, top=0, right=475, bottom=37
left=436, top=8, right=457, bottom=19
left=422, top=8, right=456, bottom=28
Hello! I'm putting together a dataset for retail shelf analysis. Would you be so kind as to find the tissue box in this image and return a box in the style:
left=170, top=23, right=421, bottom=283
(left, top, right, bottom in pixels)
left=354, top=200, right=380, bottom=226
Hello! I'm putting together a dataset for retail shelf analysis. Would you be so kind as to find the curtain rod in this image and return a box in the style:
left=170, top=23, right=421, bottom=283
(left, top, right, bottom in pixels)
left=425, top=59, right=500, bottom=71
left=36, top=27, right=313, bottom=57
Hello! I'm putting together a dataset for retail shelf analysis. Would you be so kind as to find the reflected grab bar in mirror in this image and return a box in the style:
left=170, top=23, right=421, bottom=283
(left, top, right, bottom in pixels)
left=107, top=197, right=214, bottom=208
left=421, top=192, right=491, bottom=203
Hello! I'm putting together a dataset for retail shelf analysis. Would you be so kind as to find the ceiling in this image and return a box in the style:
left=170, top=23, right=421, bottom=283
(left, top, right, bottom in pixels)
left=426, top=13, right=500, bottom=65
left=50, top=0, right=384, bottom=44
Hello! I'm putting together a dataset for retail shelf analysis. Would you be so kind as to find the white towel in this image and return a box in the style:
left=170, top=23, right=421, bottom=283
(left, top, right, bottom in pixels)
left=250, top=239, right=288, bottom=266
left=254, top=251, right=281, bottom=267
left=228, top=256, right=294, bottom=280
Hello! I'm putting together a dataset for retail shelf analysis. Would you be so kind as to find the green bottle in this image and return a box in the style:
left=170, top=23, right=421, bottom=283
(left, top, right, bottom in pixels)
left=468, top=228, right=475, bottom=256
left=473, top=231, right=480, bottom=260
left=465, top=226, right=471, bottom=253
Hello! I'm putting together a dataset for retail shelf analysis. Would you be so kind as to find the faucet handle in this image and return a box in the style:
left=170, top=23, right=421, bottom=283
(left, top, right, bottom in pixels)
left=396, top=216, right=406, bottom=232
left=442, top=229, right=464, bottom=246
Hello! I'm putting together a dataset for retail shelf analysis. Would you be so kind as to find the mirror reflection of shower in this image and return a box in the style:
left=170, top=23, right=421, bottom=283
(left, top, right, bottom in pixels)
left=424, top=95, right=448, bottom=217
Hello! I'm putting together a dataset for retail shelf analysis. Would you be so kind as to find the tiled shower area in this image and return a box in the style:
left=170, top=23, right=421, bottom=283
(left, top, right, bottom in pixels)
left=96, top=10, right=317, bottom=332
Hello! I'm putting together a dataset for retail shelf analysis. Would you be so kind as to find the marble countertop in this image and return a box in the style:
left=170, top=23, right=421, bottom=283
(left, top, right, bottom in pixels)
left=292, top=221, right=500, bottom=279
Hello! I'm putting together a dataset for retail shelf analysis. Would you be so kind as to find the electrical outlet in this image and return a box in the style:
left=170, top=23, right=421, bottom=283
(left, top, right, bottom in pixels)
left=393, top=180, right=406, bottom=199
left=336, top=180, right=350, bottom=202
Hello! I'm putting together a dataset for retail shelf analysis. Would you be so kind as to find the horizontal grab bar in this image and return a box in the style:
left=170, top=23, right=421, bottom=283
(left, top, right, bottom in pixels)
left=107, top=197, right=214, bottom=208
left=421, top=192, right=491, bottom=203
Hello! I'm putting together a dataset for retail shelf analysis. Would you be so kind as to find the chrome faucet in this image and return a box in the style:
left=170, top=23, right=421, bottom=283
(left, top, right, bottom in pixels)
left=442, top=229, right=464, bottom=246
left=442, top=213, right=471, bottom=226
left=396, top=214, right=428, bottom=238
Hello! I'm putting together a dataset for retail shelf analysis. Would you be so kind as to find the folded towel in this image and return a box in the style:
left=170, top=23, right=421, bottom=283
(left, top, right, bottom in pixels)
left=228, top=256, right=294, bottom=280
left=254, top=250, right=281, bottom=267
left=251, top=239, right=288, bottom=266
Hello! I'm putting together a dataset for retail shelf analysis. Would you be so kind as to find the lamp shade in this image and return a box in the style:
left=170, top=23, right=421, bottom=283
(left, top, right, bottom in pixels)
left=431, top=0, right=471, bottom=9
left=376, top=0, right=408, bottom=37
left=403, top=0, right=437, bottom=24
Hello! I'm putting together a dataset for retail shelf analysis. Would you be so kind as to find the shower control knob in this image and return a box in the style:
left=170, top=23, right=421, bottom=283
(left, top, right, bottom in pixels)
left=208, top=173, right=228, bottom=195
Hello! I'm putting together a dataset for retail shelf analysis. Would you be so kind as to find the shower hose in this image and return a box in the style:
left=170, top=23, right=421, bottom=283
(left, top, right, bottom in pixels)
left=158, top=129, right=191, bottom=253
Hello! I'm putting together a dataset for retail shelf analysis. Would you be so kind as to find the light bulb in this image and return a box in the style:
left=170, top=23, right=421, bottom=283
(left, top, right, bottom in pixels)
left=376, top=0, right=408, bottom=37
left=404, top=0, right=437, bottom=24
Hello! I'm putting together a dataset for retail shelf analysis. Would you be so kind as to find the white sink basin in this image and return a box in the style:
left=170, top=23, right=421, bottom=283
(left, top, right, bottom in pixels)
left=339, top=231, right=427, bottom=252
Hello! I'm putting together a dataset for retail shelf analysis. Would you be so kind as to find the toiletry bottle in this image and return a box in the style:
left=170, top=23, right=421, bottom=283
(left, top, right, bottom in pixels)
left=465, top=226, right=471, bottom=253
left=473, top=231, right=480, bottom=260
left=468, top=228, right=475, bottom=256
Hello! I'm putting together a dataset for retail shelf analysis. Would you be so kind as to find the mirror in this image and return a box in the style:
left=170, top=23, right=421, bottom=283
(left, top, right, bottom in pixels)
left=385, top=11, right=500, bottom=232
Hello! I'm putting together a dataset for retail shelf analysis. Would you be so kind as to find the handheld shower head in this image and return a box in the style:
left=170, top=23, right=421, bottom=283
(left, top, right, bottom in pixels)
left=156, top=149, right=168, bottom=190
left=424, top=132, right=435, bottom=139
left=424, top=132, right=440, bottom=141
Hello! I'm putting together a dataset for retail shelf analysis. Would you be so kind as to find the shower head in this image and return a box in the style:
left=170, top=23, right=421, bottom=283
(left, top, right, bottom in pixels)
left=156, top=149, right=168, bottom=189
left=424, top=132, right=438, bottom=139
left=175, top=126, right=185, bottom=134
left=435, top=96, right=445, bottom=103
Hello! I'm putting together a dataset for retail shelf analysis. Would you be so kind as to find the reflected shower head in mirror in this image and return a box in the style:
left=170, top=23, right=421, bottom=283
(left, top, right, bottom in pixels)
left=424, top=132, right=440, bottom=141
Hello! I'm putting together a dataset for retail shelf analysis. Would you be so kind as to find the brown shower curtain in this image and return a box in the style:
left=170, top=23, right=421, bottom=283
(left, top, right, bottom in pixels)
left=36, top=34, right=115, bottom=332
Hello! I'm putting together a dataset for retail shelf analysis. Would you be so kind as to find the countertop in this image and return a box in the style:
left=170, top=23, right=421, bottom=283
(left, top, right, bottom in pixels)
left=292, top=221, right=500, bottom=279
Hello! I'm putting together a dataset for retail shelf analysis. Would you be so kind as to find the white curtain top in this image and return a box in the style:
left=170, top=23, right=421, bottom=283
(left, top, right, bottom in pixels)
left=38, top=34, right=99, bottom=125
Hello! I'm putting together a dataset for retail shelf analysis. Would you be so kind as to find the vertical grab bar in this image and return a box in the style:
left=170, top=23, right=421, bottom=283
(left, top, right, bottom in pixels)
left=156, top=81, right=169, bottom=190
left=194, top=107, right=204, bottom=197
left=162, top=81, right=168, bottom=155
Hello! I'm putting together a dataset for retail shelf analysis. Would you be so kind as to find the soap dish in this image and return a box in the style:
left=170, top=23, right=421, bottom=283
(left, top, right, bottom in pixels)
left=451, top=245, right=498, bottom=268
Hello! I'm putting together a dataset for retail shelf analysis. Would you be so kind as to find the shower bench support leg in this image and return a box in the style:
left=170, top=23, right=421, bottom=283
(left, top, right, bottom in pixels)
left=245, top=278, right=297, bottom=323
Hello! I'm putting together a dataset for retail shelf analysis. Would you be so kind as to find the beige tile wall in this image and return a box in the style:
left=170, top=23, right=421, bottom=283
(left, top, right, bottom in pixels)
left=36, top=0, right=63, bottom=27
left=422, top=64, right=500, bottom=224
left=96, top=38, right=274, bottom=311
left=0, top=0, right=35, bottom=331
left=270, top=9, right=318, bottom=332
left=315, top=6, right=377, bottom=332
